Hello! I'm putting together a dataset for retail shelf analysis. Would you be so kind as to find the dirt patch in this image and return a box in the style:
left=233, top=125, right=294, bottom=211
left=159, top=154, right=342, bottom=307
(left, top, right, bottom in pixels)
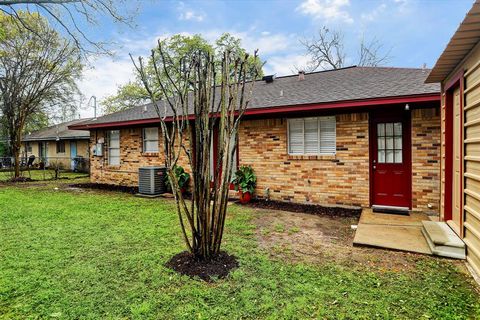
left=246, top=199, right=361, bottom=218
left=252, top=208, right=461, bottom=272
left=165, top=251, right=239, bottom=282
left=69, top=183, right=139, bottom=194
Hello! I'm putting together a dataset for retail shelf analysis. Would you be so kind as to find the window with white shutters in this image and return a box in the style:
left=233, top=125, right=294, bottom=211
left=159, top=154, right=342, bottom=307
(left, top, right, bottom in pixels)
left=288, top=116, right=336, bottom=155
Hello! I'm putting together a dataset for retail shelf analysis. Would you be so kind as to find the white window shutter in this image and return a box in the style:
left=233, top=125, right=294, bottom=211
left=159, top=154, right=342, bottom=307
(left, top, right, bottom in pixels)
left=288, top=119, right=304, bottom=154
left=319, top=116, right=336, bottom=154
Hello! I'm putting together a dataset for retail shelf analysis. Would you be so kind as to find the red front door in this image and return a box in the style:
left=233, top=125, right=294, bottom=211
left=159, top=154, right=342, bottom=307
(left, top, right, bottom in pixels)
left=371, top=111, right=412, bottom=208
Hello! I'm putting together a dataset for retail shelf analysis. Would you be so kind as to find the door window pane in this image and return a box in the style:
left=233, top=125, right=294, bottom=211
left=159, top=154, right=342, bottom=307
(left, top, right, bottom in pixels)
left=394, top=150, right=402, bottom=163
left=394, top=137, right=402, bottom=149
left=377, top=137, right=385, bottom=149
left=378, top=150, right=385, bottom=163
left=376, top=122, right=403, bottom=164
left=394, top=122, right=402, bottom=135
left=386, top=150, right=394, bottom=163
left=386, top=137, right=394, bottom=149
left=377, top=123, right=385, bottom=137
left=386, top=123, right=393, bottom=136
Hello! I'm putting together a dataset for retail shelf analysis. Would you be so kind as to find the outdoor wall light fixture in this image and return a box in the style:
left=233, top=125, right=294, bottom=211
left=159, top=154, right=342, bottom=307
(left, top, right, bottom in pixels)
left=405, top=104, right=410, bottom=111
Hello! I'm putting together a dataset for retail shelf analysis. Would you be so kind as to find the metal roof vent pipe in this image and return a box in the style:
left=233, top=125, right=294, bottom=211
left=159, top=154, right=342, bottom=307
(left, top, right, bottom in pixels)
left=298, top=70, right=305, bottom=81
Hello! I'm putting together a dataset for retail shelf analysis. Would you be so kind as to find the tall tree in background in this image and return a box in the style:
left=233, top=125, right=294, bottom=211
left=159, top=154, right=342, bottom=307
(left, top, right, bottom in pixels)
left=102, top=33, right=264, bottom=114
left=0, top=0, right=138, bottom=55
left=132, top=42, right=260, bottom=260
left=299, top=26, right=391, bottom=71
left=0, top=12, right=82, bottom=177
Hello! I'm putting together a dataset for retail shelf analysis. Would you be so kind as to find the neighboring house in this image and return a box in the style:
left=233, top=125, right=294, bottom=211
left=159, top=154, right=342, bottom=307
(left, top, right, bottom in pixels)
left=71, top=66, right=441, bottom=213
left=22, top=119, right=91, bottom=171
left=426, top=1, right=480, bottom=276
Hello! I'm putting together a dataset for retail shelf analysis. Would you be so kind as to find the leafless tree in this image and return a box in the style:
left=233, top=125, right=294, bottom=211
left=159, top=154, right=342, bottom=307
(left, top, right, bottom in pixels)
left=299, top=26, right=391, bottom=72
left=0, top=0, right=138, bottom=55
left=0, top=12, right=82, bottom=178
left=132, top=42, right=259, bottom=260
left=358, top=36, right=391, bottom=67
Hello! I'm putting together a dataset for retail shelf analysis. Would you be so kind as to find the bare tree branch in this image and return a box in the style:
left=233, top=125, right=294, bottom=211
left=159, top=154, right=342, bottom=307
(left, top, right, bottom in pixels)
left=0, top=0, right=138, bottom=56
left=299, top=26, right=392, bottom=72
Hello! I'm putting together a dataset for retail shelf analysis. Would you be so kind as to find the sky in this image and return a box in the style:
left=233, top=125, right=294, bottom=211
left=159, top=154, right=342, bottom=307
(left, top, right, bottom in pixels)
left=74, top=0, right=474, bottom=118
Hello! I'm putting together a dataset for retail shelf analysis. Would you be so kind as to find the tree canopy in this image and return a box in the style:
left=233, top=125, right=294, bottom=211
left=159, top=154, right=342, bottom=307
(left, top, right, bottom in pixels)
left=0, top=0, right=138, bottom=55
left=0, top=11, right=83, bottom=176
left=102, top=33, right=264, bottom=115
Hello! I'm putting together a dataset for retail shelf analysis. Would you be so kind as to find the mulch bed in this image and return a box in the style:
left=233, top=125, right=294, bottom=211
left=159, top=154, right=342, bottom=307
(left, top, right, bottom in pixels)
left=69, top=182, right=139, bottom=194
left=5, top=177, right=33, bottom=183
left=165, top=251, right=239, bottom=282
left=245, top=198, right=362, bottom=218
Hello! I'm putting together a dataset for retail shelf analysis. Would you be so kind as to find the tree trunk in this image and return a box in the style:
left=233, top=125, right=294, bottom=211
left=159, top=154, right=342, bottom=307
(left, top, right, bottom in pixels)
left=12, top=143, right=20, bottom=178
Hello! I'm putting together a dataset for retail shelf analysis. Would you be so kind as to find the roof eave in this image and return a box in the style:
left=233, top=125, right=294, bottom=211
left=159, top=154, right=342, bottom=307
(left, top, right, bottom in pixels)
left=22, top=136, right=90, bottom=142
left=70, top=93, right=440, bottom=130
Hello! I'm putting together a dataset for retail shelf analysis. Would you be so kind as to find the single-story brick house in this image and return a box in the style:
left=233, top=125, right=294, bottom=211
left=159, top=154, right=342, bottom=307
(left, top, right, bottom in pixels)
left=70, top=66, right=441, bottom=212
left=426, top=1, right=480, bottom=276
left=22, top=119, right=90, bottom=171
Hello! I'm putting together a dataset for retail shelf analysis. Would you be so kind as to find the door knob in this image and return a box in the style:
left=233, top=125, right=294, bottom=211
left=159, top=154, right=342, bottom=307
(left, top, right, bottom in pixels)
left=373, top=165, right=376, bottom=170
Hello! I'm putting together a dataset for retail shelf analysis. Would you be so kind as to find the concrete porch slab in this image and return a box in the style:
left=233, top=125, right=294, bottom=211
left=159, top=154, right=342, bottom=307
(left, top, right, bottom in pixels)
left=353, top=209, right=432, bottom=255
left=353, top=223, right=432, bottom=254
left=359, top=209, right=430, bottom=226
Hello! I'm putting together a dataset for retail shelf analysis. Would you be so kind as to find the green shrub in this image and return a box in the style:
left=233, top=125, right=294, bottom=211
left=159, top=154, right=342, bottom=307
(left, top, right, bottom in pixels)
left=233, top=165, right=257, bottom=194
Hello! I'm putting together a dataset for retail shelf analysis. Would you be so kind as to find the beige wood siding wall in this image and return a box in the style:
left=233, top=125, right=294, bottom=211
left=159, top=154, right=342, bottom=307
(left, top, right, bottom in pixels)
left=443, top=43, right=480, bottom=276
left=464, top=48, right=480, bottom=274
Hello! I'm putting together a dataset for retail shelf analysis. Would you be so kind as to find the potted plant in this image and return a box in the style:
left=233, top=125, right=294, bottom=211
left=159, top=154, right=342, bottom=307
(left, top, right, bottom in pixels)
left=233, top=165, right=256, bottom=204
left=166, top=165, right=190, bottom=194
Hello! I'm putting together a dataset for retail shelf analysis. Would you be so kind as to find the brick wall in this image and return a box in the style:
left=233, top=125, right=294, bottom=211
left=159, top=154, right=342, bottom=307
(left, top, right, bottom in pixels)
left=89, top=109, right=440, bottom=212
left=238, top=113, right=370, bottom=207
left=411, top=107, right=441, bottom=212
left=90, top=128, right=164, bottom=186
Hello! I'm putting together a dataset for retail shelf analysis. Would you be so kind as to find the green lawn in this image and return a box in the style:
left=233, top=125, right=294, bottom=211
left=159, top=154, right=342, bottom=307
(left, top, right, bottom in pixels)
left=0, top=185, right=479, bottom=319
left=0, top=169, right=88, bottom=182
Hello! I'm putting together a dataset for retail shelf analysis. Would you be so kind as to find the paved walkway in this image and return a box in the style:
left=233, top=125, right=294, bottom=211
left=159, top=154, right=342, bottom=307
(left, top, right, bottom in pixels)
left=353, top=209, right=433, bottom=255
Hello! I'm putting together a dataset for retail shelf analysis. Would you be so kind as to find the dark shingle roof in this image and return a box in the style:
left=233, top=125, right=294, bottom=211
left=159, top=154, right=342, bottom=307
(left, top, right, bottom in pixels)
left=74, top=66, right=440, bottom=128
left=23, top=119, right=91, bottom=141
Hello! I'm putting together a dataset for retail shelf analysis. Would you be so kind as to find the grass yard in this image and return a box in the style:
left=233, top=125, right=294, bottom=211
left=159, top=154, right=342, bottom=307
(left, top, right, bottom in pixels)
left=0, top=169, right=88, bottom=182
left=1, top=183, right=480, bottom=319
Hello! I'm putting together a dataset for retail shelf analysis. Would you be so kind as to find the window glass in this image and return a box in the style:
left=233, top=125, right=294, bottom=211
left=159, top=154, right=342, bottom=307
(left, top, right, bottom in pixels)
left=109, top=130, right=120, bottom=165
left=143, top=127, right=159, bottom=153
left=377, top=122, right=402, bottom=164
left=56, top=141, right=65, bottom=153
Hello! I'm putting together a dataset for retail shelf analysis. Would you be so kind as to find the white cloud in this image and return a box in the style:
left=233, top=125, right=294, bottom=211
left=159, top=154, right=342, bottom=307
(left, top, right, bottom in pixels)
left=178, top=2, right=205, bottom=22
left=265, top=54, right=311, bottom=76
left=296, top=0, right=353, bottom=23
left=75, top=29, right=298, bottom=118
left=361, top=3, right=387, bottom=22
left=77, top=57, right=136, bottom=118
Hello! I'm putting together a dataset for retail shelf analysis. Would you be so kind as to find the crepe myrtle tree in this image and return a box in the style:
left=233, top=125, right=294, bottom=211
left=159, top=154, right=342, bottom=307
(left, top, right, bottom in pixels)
left=132, top=41, right=259, bottom=260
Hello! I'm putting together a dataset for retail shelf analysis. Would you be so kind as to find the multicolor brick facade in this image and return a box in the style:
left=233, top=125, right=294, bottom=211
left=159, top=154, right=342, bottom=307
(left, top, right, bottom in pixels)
left=89, top=107, right=440, bottom=212
left=238, top=113, right=370, bottom=207
left=411, top=107, right=441, bottom=212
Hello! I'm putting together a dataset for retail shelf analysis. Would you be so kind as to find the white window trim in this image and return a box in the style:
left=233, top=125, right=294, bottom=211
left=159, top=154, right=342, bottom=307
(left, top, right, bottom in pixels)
left=142, top=127, right=159, bottom=153
left=108, top=130, right=120, bottom=166
left=287, top=116, right=336, bottom=156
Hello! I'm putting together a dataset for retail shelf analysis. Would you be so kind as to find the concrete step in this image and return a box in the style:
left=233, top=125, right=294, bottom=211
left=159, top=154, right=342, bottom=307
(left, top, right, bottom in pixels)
left=421, top=221, right=466, bottom=259
left=372, top=205, right=409, bottom=215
